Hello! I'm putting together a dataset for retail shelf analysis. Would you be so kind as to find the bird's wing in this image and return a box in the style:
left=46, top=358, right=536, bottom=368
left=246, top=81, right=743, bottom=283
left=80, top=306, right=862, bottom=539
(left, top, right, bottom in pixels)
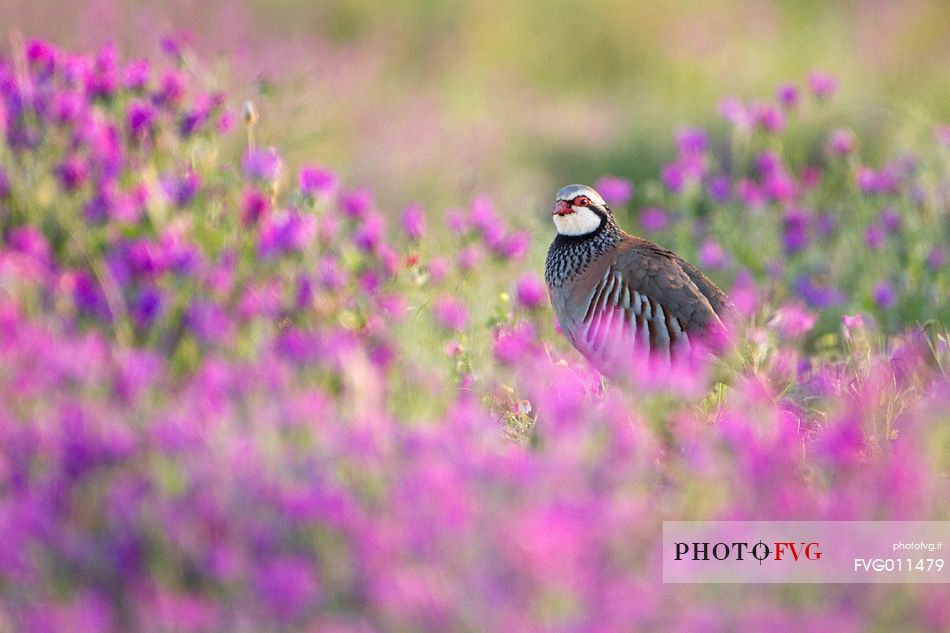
left=566, top=239, right=724, bottom=364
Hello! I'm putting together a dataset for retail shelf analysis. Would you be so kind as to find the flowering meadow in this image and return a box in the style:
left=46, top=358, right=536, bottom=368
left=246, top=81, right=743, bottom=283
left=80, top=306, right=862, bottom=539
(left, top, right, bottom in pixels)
left=1, top=34, right=950, bottom=633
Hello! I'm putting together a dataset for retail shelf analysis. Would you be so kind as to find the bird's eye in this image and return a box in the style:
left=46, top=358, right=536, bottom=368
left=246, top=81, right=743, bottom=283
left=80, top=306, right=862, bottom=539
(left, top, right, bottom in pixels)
left=573, top=196, right=590, bottom=207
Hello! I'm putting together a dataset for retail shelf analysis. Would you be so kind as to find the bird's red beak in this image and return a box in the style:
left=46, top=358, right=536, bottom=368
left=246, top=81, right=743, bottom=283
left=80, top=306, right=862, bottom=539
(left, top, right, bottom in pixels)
left=553, top=200, right=573, bottom=216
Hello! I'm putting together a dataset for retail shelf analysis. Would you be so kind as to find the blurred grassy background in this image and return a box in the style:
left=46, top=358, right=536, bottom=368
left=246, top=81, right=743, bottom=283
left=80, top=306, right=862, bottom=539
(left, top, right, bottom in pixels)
left=5, top=0, right=950, bottom=212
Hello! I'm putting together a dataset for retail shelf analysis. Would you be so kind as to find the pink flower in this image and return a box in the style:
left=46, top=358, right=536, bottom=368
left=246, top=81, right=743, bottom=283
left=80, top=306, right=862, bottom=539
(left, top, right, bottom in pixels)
left=593, top=176, right=634, bottom=207
left=299, top=165, right=336, bottom=196
left=808, top=71, right=839, bottom=100
left=400, top=203, right=426, bottom=241
left=433, top=296, right=468, bottom=331
left=515, top=274, right=546, bottom=310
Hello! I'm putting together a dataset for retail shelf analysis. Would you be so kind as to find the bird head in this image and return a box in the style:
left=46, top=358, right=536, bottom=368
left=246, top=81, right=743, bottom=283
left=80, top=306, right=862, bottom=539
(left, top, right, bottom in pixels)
left=552, top=184, right=611, bottom=236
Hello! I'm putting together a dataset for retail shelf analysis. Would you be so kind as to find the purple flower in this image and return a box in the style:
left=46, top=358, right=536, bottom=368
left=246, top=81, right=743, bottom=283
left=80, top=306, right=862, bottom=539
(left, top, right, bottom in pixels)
left=433, top=296, right=468, bottom=331
left=493, top=322, right=537, bottom=364
left=457, top=245, right=482, bottom=272
left=828, top=128, right=855, bottom=156
left=698, top=239, right=726, bottom=270
left=776, top=83, right=799, bottom=109
left=400, top=203, right=426, bottom=241
left=0, top=168, right=10, bottom=198
left=497, top=230, right=530, bottom=260
left=593, top=176, right=633, bottom=207
left=242, top=147, right=282, bottom=182
left=795, top=275, right=843, bottom=308
left=661, top=162, right=684, bottom=193
left=706, top=176, right=731, bottom=202
left=770, top=303, right=817, bottom=340
left=515, top=274, right=546, bottom=310
left=445, top=208, right=467, bottom=234
left=752, top=102, right=785, bottom=133
left=185, top=301, right=232, bottom=344
left=873, top=281, right=895, bottom=308
left=131, top=287, right=162, bottom=328
left=161, top=170, right=199, bottom=207
left=782, top=208, right=810, bottom=254
left=240, top=188, right=271, bottom=226
left=880, top=207, right=901, bottom=234
left=842, top=313, right=865, bottom=330
left=57, top=154, right=88, bottom=192
left=675, top=126, right=709, bottom=155
left=124, top=59, right=150, bottom=90
left=127, top=100, right=155, bottom=142
left=808, top=71, right=839, bottom=100
left=639, top=207, right=668, bottom=232
left=255, top=557, right=321, bottom=620
left=926, top=246, right=947, bottom=270
left=299, top=165, right=336, bottom=196
left=864, top=224, right=885, bottom=250
left=26, top=39, right=57, bottom=82
left=353, top=212, right=386, bottom=252
left=259, top=209, right=317, bottom=258
left=153, top=70, right=185, bottom=107
left=340, top=188, right=373, bottom=218
left=718, top=97, right=750, bottom=129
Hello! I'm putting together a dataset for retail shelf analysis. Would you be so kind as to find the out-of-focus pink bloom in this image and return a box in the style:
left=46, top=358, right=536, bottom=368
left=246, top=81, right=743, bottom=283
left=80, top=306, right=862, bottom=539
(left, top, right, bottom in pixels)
left=299, top=165, right=336, bottom=196
left=719, top=96, right=750, bottom=129
left=433, top=296, right=468, bottom=331
left=752, top=101, right=785, bottom=133
left=808, top=70, right=839, bottom=100
left=515, top=274, right=546, bottom=310
left=675, top=126, right=709, bottom=156
left=594, top=176, right=634, bottom=207
left=864, top=224, right=885, bottom=250
left=776, top=83, right=799, bottom=109
left=340, top=188, right=372, bottom=218
left=353, top=212, right=386, bottom=252
left=873, top=281, right=896, bottom=308
left=493, top=322, right=537, bottom=364
left=828, top=128, right=856, bottom=156
left=242, top=147, right=282, bottom=182
left=457, top=245, right=481, bottom=272
left=240, top=188, right=270, bottom=226
left=400, top=203, right=426, bottom=241
left=842, top=314, right=865, bottom=330
left=770, top=303, right=817, bottom=340
left=698, top=239, right=726, bottom=269
left=639, top=207, right=669, bottom=232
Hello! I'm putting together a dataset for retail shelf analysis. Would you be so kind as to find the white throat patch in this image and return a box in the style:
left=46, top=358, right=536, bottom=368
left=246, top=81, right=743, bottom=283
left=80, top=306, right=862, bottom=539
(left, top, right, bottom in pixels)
left=553, top=206, right=602, bottom=236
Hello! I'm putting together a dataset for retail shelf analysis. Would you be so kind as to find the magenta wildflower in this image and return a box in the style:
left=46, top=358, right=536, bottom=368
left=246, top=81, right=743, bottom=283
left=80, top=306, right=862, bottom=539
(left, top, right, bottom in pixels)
left=661, top=162, right=684, bottom=193
left=808, top=71, right=839, bottom=100
left=675, top=126, right=709, bottom=155
left=299, top=165, right=336, bottom=196
left=498, top=230, right=530, bottom=260
left=340, top=188, right=373, bottom=218
left=124, top=60, right=150, bottom=91
left=698, top=239, right=726, bottom=270
left=56, top=154, right=88, bottom=192
left=514, top=274, right=546, bottom=310
left=240, top=188, right=271, bottom=226
left=770, top=304, right=817, bottom=340
left=926, top=246, right=947, bottom=270
left=400, top=203, right=426, bottom=241
left=639, top=207, right=668, bottom=232
left=594, top=176, right=634, bottom=207
left=782, top=208, right=810, bottom=254
left=842, top=313, right=865, bottom=330
left=752, top=101, right=785, bottom=133
left=864, top=224, right=885, bottom=250
left=776, top=83, right=799, bottom=109
left=242, top=147, right=282, bottom=182
left=433, top=296, right=468, bottom=331
left=493, top=322, right=537, bottom=364
left=718, top=96, right=750, bottom=129
left=828, top=128, right=856, bottom=156
left=873, top=281, right=896, bottom=308
left=352, top=212, right=385, bottom=252
left=162, top=170, right=199, bottom=207
left=457, top=245, right=482, bottom=272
